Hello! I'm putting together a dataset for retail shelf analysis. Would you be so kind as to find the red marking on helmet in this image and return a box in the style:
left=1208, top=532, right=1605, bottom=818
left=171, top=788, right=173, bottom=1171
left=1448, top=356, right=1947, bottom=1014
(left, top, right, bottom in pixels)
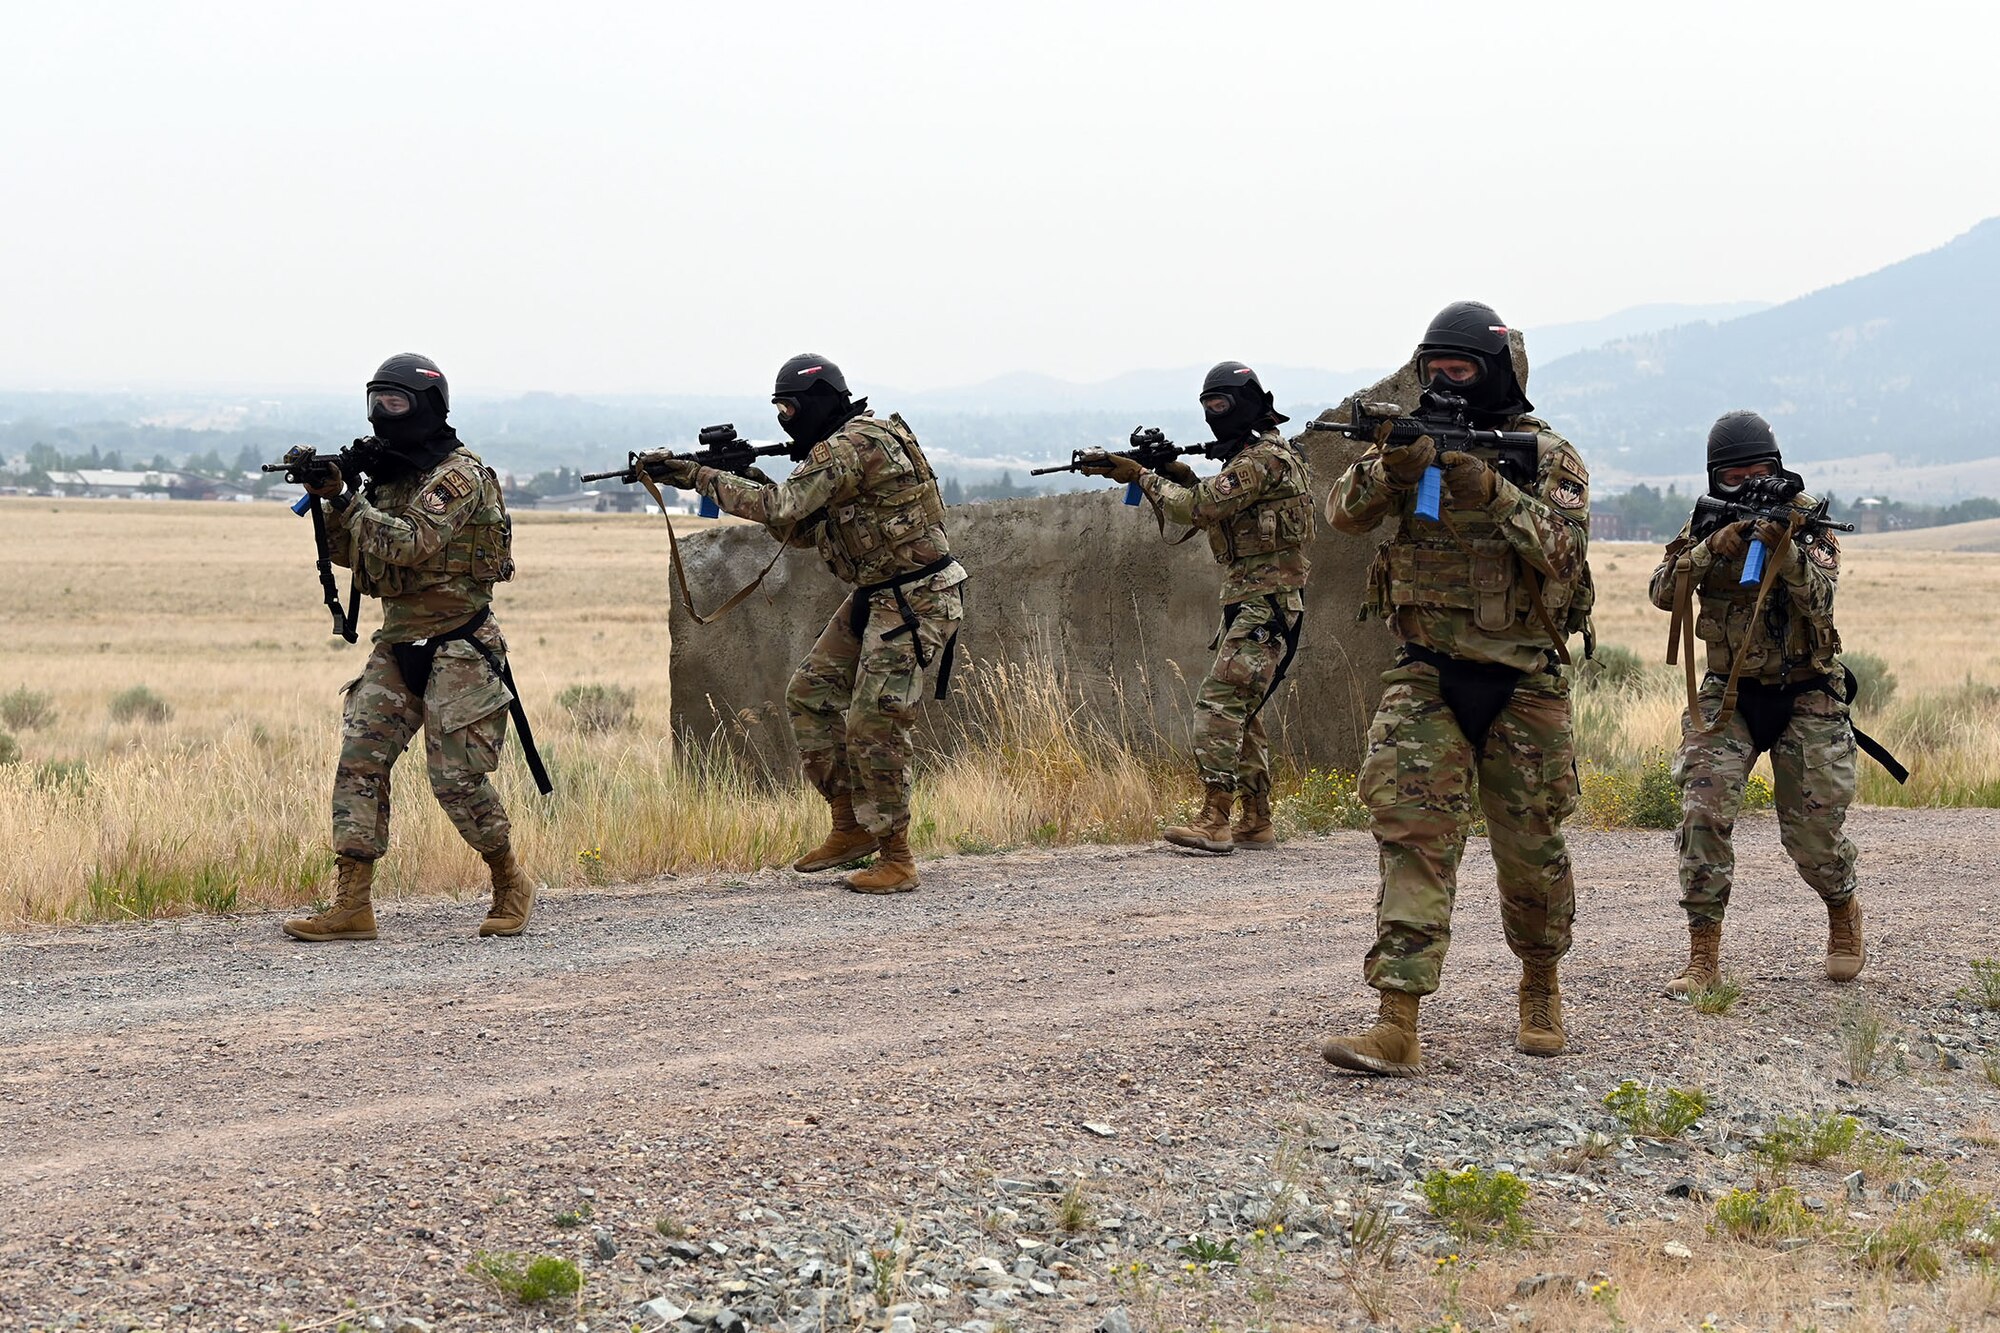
left=1488, top=326, right=1509, bottom=334
left=1236, top=368, right=1254, bottom=375
left=800, top=366, right=823, bottom=376
left=416, top=368, right=442, bottom=378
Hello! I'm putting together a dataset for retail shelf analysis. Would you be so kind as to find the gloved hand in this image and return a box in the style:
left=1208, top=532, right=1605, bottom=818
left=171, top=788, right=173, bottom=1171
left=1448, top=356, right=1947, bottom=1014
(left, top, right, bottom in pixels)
left=1078, top=451, right=1145, bottom=484
left=1156, top=459, right=1199, bottom=486
left=1438, top=450, right=1495, bottom=507
left=1362, top=403, right=1407, bottom=445
left=738, top=465, right=777, bottom=487
left=1379, top=434, right=1436, bottom=487
left=1753, top=517, right=1789, bottom=548
left=304, top=464, right=344, bottom=499
left=1705, top=520, right=1751, bottom=561
left=637, top=452, right=701, bottom=488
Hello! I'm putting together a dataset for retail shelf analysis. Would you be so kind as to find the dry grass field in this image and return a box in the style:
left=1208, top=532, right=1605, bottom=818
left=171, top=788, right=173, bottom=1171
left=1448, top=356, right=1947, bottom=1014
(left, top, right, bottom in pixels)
left=0, top=501, right=1995, bottom=924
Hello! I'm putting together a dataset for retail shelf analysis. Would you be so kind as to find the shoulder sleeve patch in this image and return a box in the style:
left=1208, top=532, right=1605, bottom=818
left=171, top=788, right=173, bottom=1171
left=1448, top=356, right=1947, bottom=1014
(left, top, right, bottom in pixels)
left=1802, top=531, right=1841, bottom=571
left=1213, top=469, right=1243, bottom=496
left=436, top=467, right=476, bottom=499
left=809, top=441, right=833, bottom=467
left=1550, top=477, right=1588, bottom=510
left=420, top=483, right=454, bottom=514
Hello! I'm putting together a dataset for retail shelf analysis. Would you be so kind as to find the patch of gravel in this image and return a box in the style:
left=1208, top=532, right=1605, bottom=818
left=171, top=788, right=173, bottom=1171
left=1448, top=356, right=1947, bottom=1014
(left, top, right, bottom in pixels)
left=3, top=808, right=1998, bottom=1330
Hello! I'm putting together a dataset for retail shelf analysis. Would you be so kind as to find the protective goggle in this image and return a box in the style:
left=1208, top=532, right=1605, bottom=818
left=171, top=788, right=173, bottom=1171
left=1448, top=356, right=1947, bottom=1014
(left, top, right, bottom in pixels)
left=772, top=397, right=799, bottom=421
left=1417, top=352, right=1487, bottom=386
left=1200, top=392, right=1235, bottom=415
left=367, top=388, right=417, bottom=418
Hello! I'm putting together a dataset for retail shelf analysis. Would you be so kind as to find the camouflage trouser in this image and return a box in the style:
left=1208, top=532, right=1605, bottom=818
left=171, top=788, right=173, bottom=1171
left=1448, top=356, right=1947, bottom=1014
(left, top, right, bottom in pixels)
left=787, top=579, right=964, bottom=837
left=332, top=617, right=515, bottom=861
left=1192, top=596, right=1300, bottom=794
left=1673, top=679, right=1858, bottom=926
left=1358, top=661, right=1579, bottom=996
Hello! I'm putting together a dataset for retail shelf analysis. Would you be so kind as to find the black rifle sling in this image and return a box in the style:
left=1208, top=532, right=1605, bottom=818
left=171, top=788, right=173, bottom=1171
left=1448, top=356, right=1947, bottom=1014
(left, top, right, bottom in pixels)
left=1708, top=523, right=1795, bottom=734
left=1827, top=666, right=1911, bottom=784
left=309, top=495, right=359, bottom=644
left=636, top=470, right=789, bottom=625
left=390, top=608, right=553, bottom=796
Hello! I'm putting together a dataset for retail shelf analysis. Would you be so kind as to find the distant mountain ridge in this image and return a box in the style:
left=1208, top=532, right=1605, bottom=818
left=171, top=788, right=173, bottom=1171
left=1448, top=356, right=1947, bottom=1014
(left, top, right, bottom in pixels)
left=1533, top=218, right=2000, bottom=473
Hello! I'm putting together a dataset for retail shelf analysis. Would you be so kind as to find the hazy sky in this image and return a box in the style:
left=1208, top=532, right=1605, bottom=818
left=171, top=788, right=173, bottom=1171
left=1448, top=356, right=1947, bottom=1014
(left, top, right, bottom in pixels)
left=3, top=0, right=1994, bottom=397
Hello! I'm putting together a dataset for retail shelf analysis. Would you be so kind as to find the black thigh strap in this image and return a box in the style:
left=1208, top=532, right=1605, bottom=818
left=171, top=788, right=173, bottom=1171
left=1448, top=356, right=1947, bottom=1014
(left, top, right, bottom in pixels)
left=389, top=608, right=552, bottom=795
left=1400, top=644, right=1524, bottom=756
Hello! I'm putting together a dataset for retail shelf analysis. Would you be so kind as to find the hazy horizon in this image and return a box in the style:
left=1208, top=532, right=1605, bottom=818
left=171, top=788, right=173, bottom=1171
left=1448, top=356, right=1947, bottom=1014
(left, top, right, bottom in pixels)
left=4, top=1, right=1995, bottom=397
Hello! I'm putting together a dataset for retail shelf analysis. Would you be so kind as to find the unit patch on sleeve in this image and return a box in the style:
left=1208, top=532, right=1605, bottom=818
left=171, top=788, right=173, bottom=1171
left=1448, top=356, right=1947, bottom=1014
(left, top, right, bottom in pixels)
left=420, top=483, right=454, bottom=514
left=1214, top=470, right=1243, bottom=496
left=1550, top=477, right=1588, bottom=510
left=1803, top=532, right=1841, bottom=571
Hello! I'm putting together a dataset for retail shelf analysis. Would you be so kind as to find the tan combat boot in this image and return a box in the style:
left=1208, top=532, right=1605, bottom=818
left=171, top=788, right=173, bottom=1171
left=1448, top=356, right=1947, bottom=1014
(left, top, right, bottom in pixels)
left=793, top=794, right=880, bottom=873
left=1826, top=897, right=1866, bottom=982
left=1165, top=784, right=1236, bottom=854
left=1518, top=962, right=1565, bottom=1056
left=479, top=847, right=535, bottom=937
left=283, top=856, right=378, bottom=942
left=1321, top=990, right=1422, bottom=1076
left=1231, top=791, right=1277, bottom=851
left=845, top=827, right=919, bottom=895
left=1664, top=920, right=1723, bottom=997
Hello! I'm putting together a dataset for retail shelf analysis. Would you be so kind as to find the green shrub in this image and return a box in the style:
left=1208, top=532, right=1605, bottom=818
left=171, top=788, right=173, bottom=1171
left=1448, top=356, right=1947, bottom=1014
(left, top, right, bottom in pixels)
left=1278, top=767, right=1370, bottom=833
left=467, top=1251, right=581, bottom=1305
left=1969, top=958, right=2000, bottom=1010
left=1852, top=1180, right=1991, bottom=1279
left=1843, top=651, right=1898, bottom=714
left=1712, top=1187, right=1814, bottom=1244
left=0, top=686, right=56, bottom=731
left=1755, top=1112, right=1860, bottom=1175
left=0, top=733, right=18, bottom=766
left=34, top=758, right=90, bottom=794
left=1418, top=1167, right=1530, bottom=1243
left=1604, top=1079, right=1708, bottom=1138
left=557, top=682, right=635, bottom=733
left=108, top=685, right=173, bottom=724
left=1689, top=975, right=1742, bottom=1015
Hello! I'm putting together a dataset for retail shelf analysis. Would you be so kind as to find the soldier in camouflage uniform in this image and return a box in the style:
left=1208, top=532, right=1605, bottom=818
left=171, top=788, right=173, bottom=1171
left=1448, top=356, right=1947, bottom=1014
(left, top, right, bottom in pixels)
left=1648, top=411, right=1865, bottom=993
left=1319, top=303, right=1595, bottom=1076
left=642, top=354, right=963, bottom=894
left=283, top=354, right=535, bottom=942
left=1078, top=362, right=1313, bottom=852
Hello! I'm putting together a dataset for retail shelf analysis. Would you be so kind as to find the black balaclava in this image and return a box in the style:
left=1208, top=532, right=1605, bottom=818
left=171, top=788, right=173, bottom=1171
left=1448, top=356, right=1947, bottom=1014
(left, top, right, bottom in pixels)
left=1414, top=300, right=1532, bottom=425
left=1199, top=360, right=1288, bottom=456
left=1705, top=410, right=1785, bottom=498
left=365, top=352, right=459, bottom=480
left=772, top=352, right=867, bottom=456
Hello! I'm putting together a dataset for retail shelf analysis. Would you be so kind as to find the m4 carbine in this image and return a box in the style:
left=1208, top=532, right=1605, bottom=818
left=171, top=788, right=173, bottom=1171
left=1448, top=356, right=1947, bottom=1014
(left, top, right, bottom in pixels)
left=582, top=423, right=790, bottom=518
left=1690, top=471, right=1854, bottom=585
left=1305, top=388, right=1541, bottom=520
left=1031, top=426, right=1203, bottom=507
left=262, top=441, right=385, bottom=642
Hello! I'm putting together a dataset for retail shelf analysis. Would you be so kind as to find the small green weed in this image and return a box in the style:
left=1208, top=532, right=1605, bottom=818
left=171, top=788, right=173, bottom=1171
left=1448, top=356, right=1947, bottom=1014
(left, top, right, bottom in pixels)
left=0, top=732, right=18, bottom=766
left=1278, top=767, right=1371, bottom=833
left=1712, top=1187, right=1815, bottom=1244
left=1689, top=975, right=1743, bottom=1015
left=1604, top=1079, right=1709, bottom=1138
left=1967, top=958, right=2000, bottom=1011
left=468, top=1251, right=581, bottom=1305
left=1755, top=1112, right=1860, bottom=1178
left=551, top=1203, right=593, bottom=1228
left=1055, top=1180, right=1093, bottom=1233
left=1852, top=1181, right=1992, bottom=1279
left=1839, top=994, right=1885, bottom=1081
left=35, top=758, right=90, bottom=794
left=1176, top=1234, right=1240, bottom=1267
left=1845, top=1129, right=1910, bottom=1176
left=653, top=1215, right=687, bottom=1239
left=107, top=685, right=172, bottom=724
left=1418, top=1167, right=1529, bottom=1243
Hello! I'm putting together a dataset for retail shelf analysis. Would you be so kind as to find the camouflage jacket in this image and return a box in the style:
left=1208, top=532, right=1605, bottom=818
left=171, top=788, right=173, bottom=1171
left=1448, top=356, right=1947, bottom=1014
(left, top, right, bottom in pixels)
left=695, top=412, right=965, bottom=590
left=1135, top=428, right=1313, bottom=607
left=327, top=446, right=514, bottom=643
left=1327, top=416, right=1593, bottom=672
left=1646, top=499, right=1842, bottom=683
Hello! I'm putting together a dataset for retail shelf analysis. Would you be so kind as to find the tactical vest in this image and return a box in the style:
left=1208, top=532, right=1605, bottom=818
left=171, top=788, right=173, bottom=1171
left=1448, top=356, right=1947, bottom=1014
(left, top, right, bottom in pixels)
left=354, top=454, right=515, bottom=600
left=814, top=414, right=951, bottom=586
left=1363, top=432, right=1593, bottom=646
left=1679, top=527, right=1840, bottom=681
left=1208, top=439, right=1314, bottom=567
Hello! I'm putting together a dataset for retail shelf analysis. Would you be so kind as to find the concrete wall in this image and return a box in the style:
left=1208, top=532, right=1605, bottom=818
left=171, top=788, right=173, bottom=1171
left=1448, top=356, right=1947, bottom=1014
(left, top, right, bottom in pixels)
left=667, top=435, right=1398, bottom=777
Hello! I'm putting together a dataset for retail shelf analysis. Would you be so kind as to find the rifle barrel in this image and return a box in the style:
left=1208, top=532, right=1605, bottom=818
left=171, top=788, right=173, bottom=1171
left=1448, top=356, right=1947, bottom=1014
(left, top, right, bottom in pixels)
left=579, top=468, right=633, bottom=484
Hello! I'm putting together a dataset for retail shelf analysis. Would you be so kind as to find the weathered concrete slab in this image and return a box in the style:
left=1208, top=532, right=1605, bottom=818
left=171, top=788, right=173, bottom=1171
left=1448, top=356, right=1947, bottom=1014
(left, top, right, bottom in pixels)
left=667, top=435, right=1398, bottom=777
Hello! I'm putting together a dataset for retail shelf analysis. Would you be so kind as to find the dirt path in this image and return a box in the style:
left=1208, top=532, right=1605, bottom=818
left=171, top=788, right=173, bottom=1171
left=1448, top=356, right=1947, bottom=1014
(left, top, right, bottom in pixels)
left=5, top=809, right=2000, bottom=1332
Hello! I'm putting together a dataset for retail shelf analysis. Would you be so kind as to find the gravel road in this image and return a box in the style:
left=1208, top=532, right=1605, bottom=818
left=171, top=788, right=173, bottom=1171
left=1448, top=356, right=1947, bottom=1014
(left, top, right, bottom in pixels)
left=5, top=808, right=2000, bottom=1332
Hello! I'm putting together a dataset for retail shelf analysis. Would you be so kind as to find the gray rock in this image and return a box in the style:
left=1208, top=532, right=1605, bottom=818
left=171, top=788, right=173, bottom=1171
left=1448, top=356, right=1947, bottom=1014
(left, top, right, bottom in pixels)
left=1515, top=1273, right=1572, bottom=1297
left=889, top=1319, right=918, bottom=1333
left=595, top=1228, right=619, bottom=1260
left=1802, top=1195, right=1827, bottom=1213
left=1097, top=1311, right=1135, bottom=1333
left=637, top=1299, right=688, bottom=1325
left=391, top=1321, right=433, bottom=1333
left=1844, top=1170, right=1866, bottom=1202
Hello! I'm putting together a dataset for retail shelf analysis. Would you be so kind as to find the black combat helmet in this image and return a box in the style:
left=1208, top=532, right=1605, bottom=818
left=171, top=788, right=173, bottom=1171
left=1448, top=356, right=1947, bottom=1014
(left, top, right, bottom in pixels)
left=771, top=353, right=861, bottom=451
left=365, top=352, right=456, bottom=476
left=369, top=352, right=450, bottom=413
left=1415, top=300, right=1532, bottom=421
left=1198, top=360, right=1287, bottom=447
left=1705, top=410, right=1784, bottom=497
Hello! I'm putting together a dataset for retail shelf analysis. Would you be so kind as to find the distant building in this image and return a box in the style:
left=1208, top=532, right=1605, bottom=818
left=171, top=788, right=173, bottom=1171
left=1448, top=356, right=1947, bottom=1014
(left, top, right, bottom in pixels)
left=44, top=469, right=222, bottom=500
left=528, top=488, right=656, bottom=514
left=1853, top=496, right=1886, bottom=534
left=1589, top=506, right=1627, bottom=541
